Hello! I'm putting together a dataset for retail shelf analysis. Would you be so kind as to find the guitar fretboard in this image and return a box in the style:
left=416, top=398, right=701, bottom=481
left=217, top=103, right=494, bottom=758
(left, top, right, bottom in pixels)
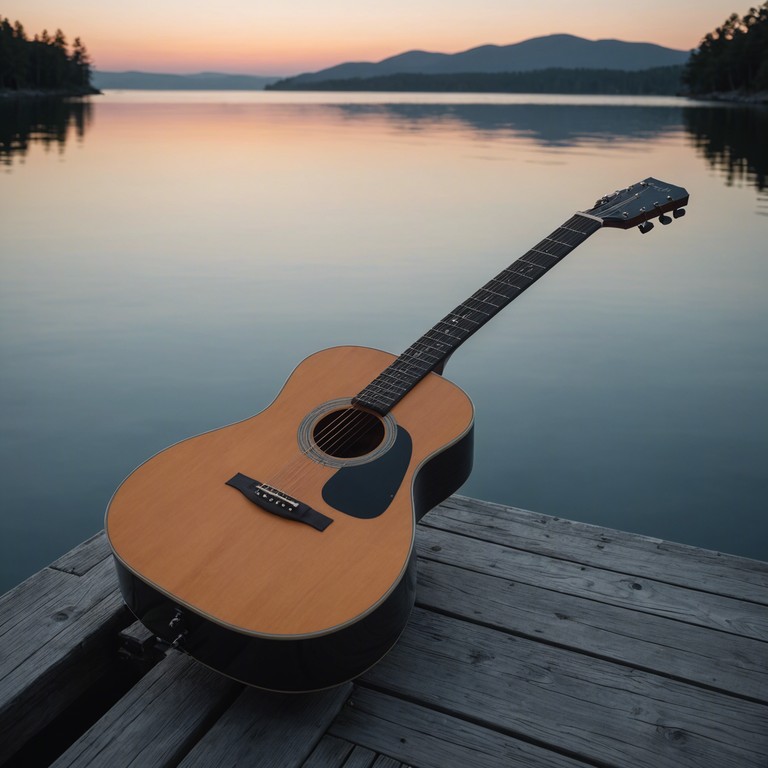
left=353, top=213, right=603, bottom=415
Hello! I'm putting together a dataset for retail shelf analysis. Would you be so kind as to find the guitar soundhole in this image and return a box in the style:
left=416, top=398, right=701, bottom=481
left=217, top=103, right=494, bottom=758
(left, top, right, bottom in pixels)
left=312, top=408, right=386, bottom=459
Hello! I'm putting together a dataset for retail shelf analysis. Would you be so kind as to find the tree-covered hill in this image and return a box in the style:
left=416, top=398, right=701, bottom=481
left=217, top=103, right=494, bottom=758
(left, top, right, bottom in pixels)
left=267, top=67, right=683, bottom=95
left=684, top=2, right=768, bottom=95
left=0, top=17, right=96, bottom=95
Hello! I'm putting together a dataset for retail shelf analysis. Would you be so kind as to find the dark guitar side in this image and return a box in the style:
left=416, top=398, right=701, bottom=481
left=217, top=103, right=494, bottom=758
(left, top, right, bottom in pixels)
left=106, top=345, right=474, bottom=691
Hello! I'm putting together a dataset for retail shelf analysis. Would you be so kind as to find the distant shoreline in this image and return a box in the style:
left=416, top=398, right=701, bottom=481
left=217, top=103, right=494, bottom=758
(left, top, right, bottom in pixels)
left=688, top=90, right=768, bottom=105
left=266, top=67, right=685, bottom=96
left=0, top=87, right=101, bottom=100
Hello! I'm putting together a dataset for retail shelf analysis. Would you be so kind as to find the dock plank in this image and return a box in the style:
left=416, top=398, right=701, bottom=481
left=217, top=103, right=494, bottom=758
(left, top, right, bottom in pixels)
left=360, top=607, right=768, bottom=768
left=49, top=531, right=112, bottom=577
left=301, top=735, right=354, bottom=767
left=0, top=558, right=129, bottom=763
left=50, top=651, right=241, bottom=768
left=417, top=525, right=768, bottom=641
left=331, top=687, right=591, bottom=768
left=3, top=497, right=767, bottom=768
left=427, top=497, right=768, bottom=602
left=343, top=745, right=379, bottom=768
left=415, top=558, right=768, bottom=702
left=178, top=682, right=352, bottom=768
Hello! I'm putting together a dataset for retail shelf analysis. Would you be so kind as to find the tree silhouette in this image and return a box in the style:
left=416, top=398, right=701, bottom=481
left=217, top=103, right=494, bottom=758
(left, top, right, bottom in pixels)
left=0, top=15, right=95, bottom=93
left=683, top=3, right=768, bottom=94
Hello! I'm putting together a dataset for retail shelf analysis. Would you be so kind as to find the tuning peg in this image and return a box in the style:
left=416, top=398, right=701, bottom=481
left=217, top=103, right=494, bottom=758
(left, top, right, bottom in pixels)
left=659, top=213, right=672, bottom=225
left=638, top=221, right=654, bottom=234
left=673, top=208, right=686, bottom=219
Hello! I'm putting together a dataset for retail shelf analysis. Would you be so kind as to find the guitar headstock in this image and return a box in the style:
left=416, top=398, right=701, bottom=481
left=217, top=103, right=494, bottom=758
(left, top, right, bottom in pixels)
left=584, top=177, right=689, bottom=233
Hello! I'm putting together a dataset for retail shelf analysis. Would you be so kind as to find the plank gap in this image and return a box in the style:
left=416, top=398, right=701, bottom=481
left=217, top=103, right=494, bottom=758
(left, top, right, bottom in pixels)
left=354, top=680, right=608, bottom=768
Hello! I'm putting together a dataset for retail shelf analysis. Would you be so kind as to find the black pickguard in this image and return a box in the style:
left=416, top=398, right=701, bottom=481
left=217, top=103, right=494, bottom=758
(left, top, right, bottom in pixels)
left=322, top=427, right=412, bottom=519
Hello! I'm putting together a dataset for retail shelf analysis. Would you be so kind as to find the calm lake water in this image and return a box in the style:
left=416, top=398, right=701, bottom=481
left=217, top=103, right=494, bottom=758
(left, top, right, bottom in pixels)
left=1, top=91, right=767, bottom=592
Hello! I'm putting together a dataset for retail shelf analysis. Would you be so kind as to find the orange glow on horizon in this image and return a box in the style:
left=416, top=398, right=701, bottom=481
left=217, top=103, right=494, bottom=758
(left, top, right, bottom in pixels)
left=1, top=1, right=742, bottom=76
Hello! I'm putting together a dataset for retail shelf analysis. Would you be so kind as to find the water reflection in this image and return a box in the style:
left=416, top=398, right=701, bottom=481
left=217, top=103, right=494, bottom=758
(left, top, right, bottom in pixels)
left=0, top=98, right=92, bottom=165
left=2, top=92, right=767, bottom=592
left=683, top=106, right=767, bottom=196
left=333, top=103, right=684, bottom=146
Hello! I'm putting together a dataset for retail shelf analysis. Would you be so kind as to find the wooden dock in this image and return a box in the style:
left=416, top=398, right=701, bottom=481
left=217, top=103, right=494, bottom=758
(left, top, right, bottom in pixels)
left=1, top=495, right=767, bottom=767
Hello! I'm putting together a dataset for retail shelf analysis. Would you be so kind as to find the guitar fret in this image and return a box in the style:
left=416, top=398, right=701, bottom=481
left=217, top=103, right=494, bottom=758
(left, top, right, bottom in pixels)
left=423, top=329, right=455, bottom=350
left=391, top=358, right=431, bottom=378
left=458, top=301, right=492, bottom=318
left=550, top=227, right=588, bottom=246
left=377, top=369, right=408, bottom=386
left=484, top=279, right=520, bottom=299
left=402, top=346, right=440, bottom=364
left=453, top=308, right=489, bottom=326
left=532, top=240, right=569, bottom=258
left=522, top=250, right=561, bottom=268
left=499, top=270, right=533, bottom=290
left=352, top=211, right=604, bottom=414
left=367, top=381, right=404, bottom=399
left=472, top=288, right=509, bottom=306
left=447, top=311, right=481, bottom=327
left=507, top=262, right=545, bottom=280
left=378, top=371, right=410, bottom=388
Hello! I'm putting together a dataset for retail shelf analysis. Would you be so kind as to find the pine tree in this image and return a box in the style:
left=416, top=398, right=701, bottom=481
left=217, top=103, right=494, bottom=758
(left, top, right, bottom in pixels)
left=0, top=15, right=95, bottom=93
left=684, top=3, right=768, bottom=95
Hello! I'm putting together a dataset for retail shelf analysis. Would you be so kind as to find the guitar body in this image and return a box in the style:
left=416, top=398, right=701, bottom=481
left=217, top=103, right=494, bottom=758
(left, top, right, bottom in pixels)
left=106, top=345, right=474, bottom=691
left=106, top=177, right=689, bottom=691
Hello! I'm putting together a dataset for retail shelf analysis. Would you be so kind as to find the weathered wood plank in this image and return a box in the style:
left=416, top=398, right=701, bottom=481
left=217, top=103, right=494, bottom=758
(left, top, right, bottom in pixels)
left=50, top=651, right=241, bottom=768
left=301, top=735, right=354, bottom=767
left=343, top=745, right=379, bottom=768
left=416, top=525, right=768, bottom=641
left=361, top=608, right=768, bottom=768
left=427, top=497, right=768, bottom=602
left=0, top=566, right=77, bottom=636
left=178, top=682, right=352, bottom=768
left=415, top=558, right=768, bottom=702
left=372, top=756, right=405, bottom=768
left=0, top=558, right=130, bottom=763
left=49, top=530, right=112, bottom=576
left=330, top=687, right=592, bottom=768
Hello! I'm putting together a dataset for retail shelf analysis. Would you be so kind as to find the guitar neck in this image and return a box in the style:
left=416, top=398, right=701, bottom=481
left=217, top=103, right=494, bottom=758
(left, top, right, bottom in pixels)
left=353, top=212, right=603, bottom=415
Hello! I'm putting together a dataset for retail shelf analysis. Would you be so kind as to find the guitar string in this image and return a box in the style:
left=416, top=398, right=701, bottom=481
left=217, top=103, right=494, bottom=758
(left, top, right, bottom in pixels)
left=269, top=253, right=575, bottom=492
left=264, top=224, right=593, bottom=495
left=249, top=200, right=687, bottom=499
left=268, top=403, right=379, bottom=490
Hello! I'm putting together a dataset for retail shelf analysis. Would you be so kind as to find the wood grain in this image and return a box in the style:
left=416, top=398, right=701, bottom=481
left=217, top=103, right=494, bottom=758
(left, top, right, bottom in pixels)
left=415, top=557, right=768, bottom=702
left=331, top=687, right=592, bottom=768
left=177, top=682, right=352, bottom=767
left=417, top=524, right=768, bottom=641
left=361, top=607, right=768, bottom=768
left=50, top=651, right=241, bottom=768
left=0, top=557, right=129, bottom=763
left=429, top=496, right=768, bottom=601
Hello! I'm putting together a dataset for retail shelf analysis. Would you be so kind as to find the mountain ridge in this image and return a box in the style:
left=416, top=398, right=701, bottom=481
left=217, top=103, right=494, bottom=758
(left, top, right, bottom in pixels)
left=282, top=34, right=689, bottom=85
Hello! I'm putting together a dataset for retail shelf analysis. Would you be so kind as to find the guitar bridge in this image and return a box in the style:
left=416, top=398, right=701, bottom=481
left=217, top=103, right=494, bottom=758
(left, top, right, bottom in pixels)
left=225, top=473, right=333, bottom=532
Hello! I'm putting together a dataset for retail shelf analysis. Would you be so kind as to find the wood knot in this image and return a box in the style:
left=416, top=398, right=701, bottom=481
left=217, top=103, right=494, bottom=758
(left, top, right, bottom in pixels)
left=468, top=649, right=493, bottom=665
left=657, top=725, right=688, bottom=744
left=52, top=611, right=69, bottom=622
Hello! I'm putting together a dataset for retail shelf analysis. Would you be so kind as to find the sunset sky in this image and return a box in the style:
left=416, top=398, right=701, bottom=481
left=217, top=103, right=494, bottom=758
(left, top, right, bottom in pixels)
left=2, top=0, right=746, bottom=76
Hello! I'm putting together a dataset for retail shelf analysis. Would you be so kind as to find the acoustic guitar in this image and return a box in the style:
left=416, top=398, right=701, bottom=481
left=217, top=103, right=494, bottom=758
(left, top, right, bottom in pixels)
left=106, top=178, right=689, bottom=691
